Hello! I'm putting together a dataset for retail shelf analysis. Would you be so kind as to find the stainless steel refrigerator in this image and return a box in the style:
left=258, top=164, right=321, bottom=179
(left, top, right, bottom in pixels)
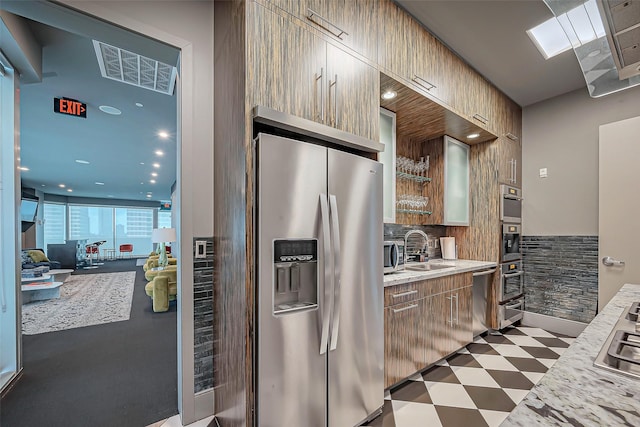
left=256, top=132, right=384, bottom=427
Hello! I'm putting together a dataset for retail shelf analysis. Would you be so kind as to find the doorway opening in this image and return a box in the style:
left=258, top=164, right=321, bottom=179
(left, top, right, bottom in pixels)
left=0, top=7, right=182, bottom=427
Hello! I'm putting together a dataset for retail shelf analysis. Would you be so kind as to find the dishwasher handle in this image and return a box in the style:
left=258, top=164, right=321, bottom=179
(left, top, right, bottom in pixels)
left=472, top=268, right=497, bottom=277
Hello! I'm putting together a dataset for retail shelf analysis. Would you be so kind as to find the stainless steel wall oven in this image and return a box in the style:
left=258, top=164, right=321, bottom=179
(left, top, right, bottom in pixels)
left=500, top=184, right=522, bottom=223
left=501, top=223, right=521, bottom=262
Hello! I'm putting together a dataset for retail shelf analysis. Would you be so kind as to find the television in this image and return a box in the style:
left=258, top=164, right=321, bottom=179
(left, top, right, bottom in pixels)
left=20, top=199, right=39, bottom=222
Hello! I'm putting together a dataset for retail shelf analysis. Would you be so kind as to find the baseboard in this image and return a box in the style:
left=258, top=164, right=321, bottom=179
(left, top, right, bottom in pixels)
left=194, top=389, right=214, bottom=421
left=521, top=311, right=587, bottom=337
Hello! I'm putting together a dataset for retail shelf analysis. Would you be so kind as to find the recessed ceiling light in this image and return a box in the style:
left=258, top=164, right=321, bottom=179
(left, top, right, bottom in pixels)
left=155, top=150, right=164, bottom=156
left=98, top=105, right=122, bottom=115
left=95, top=182, right=105, bottom=185
left=146, top=194, right=152, bottom=198
left=135, top=102, right=143, bottom=107
left=153, top=163, right=160, bottom=168
left=150, top=179, right=156, bottom=184
left=140, top=182, right=144, bottom=185
left=67, top=189, right=73, bottom=192
left=158, top=131, right=169, bottom=139
left=75, top=159, right=90, bottom=164
left=140, top=162, right=145, bottom=165
left=59, top=184, right=66, bottom=188
left=18, top=166, right=29, bottom=171
left=151, top=172, right=158, bottom=177
left=381, top=90, right=397, bottom=100
left=41, top=184, right=46, bottom=187
left=108, top=195, right=114, bottom=198
left=467, top=133, right=480, bottom=139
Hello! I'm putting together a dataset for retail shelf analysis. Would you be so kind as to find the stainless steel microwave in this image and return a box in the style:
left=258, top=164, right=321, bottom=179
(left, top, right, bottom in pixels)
left=500, top=184, right=522, bottom=223
left=383, top=240, right=405, bottom=274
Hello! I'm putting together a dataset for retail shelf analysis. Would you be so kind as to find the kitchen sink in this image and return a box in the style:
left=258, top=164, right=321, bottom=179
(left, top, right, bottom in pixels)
left=404, top=262, right=455, bottom=271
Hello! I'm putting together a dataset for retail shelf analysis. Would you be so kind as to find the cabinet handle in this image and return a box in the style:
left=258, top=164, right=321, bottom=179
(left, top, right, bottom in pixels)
left=315, top=67, right=324, bottom=123
left=392, top=303, right=418, bottom=314
left=454, top=293, right=459, bottom=325
left=473, top=113, right=488, bottom=125
left=514, top=159, right=517, bottom=184
left=329, top=74, right=338, bottom=127
left=447, top=295, right=453, bottom=325
left=506, top=132, right=519, bottom=142
left=392, top=290, right=418, bottom=299
left=412, top=75, right=436, bottom=91
left=307, top=9, right=349, bottom=39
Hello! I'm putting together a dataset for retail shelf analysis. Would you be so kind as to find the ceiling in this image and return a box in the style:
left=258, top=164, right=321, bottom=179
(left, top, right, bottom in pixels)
left=1, top=4, right=178, bottom=203
left=396, top=0, right=589, bottom=107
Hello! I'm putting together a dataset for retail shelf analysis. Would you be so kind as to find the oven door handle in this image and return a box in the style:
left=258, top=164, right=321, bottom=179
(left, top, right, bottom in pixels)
left=505, top=300, right=524, bottom=310
left=502, top=271, right=524, bottom=278
left=503, top=195, right=523, bottom=201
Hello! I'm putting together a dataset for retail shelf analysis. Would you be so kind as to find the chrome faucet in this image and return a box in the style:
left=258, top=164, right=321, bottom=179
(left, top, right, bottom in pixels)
left=404, top=229, right=429, bottom=263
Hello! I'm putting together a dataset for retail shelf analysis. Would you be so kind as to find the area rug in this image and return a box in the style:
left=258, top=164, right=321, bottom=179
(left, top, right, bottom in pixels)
left=22, top=271, right=136, bottom=335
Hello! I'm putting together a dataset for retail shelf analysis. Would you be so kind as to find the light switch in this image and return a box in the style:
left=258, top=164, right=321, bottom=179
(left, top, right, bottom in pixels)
left=539, top=168, right=548, bottom=178
left=195, top=240, right=207, bottom=258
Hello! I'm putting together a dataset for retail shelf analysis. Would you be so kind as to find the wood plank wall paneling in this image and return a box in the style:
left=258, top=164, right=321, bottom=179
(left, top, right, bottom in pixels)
left=447, top=141, right=501, bottom=328
left=213, top=1, right=250, bottom=426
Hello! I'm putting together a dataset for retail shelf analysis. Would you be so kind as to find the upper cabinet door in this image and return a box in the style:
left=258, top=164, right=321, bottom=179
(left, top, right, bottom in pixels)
left=412, top=30, right=455, bottom=107
left=378, top=0, right=415, bottom=79
left=443, top=136, right=470, bottom=226
left=269, top=0, right=378, bottom=60
left=249, top=3, right=326, bottom=124
left=326, top=43, right=380, bottom=141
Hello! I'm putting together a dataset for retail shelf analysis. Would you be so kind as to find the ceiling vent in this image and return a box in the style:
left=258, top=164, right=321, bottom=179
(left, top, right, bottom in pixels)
left=92, top=40, right=177, bottom=96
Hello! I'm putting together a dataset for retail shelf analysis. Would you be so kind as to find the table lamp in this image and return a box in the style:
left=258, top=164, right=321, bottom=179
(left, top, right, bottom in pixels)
left=152, top=227, right=176, bottom=267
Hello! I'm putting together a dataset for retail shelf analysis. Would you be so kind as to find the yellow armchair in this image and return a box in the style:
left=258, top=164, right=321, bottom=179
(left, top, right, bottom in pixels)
left=145, top=269, right=177, bottom=312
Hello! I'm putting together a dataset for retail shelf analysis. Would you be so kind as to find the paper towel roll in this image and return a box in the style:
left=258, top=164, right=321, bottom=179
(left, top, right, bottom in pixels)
left=440, top=237, right=456, bottom=260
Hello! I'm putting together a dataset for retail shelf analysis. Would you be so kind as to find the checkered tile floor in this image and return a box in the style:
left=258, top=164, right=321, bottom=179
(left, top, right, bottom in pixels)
left=363, top=326, right=575, bottom=427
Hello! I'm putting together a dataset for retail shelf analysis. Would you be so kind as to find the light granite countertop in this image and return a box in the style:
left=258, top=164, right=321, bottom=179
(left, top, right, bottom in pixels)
left=502, top=283, right=640, bottom=427
left=383, top=259, right=497, bottom=288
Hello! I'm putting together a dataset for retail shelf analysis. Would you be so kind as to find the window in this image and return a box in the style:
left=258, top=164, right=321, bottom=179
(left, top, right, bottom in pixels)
left=115, top=207, right=153, bottom=255
left=43, top=203, right=66, bottom=249
left=69, top=205, right=114, bottom=252
left=158, top=210, right=172, bottom=229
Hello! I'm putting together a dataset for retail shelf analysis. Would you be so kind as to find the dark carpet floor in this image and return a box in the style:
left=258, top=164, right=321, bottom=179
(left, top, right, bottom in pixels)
left=1, top=260, right=178, bottom=427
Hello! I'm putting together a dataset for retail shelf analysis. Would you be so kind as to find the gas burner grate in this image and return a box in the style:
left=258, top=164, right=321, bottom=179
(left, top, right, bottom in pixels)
left=607, top=330, right=640, bottom=367
left=627, top=302, right=640, bottom=322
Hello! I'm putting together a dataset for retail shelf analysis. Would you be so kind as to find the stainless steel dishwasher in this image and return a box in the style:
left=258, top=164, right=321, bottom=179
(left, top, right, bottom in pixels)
left=472, top=268, right=497, bottom=336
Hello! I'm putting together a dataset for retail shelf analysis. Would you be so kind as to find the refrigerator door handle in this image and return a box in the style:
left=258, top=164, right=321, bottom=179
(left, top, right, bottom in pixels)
left=329, top=194, right=341, bottom=351
left=320, top=194, right=332, bottom=355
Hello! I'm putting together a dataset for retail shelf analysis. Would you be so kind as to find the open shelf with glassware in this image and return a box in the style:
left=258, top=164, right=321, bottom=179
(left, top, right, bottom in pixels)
left=395, top=154, right=432, bottom=222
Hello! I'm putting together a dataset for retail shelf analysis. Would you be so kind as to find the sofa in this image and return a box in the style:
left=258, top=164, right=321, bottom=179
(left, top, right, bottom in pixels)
left=21, top=249, right=61, bottom=271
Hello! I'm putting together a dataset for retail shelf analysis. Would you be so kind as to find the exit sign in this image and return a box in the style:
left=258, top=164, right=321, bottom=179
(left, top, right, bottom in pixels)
left=54, top=97, right=87, bottom=118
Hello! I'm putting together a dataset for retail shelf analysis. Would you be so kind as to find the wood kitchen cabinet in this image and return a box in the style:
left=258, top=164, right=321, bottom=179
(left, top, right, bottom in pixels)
left=266, top=0, right=378, bottom=61
left=384, top=272, right=473, bottom=388
left=496, top=97, right=522, bottom=186
left=378, top=0, right=454, bottom=107
left=249, top=2, right=379, bottom=141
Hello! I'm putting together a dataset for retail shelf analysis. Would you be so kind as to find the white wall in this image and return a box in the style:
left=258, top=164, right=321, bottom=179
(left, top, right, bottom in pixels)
left=522, top=84, right=640, bottom=236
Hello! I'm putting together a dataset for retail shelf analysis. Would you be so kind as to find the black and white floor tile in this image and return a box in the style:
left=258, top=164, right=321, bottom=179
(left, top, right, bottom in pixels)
left=363, top=326, right=575, bottom=427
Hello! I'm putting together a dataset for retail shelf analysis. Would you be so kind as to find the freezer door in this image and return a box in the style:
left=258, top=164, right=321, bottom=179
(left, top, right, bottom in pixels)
left=256, top=133, right=329, bottom=427
left=327, top=149, right=384, bottom=427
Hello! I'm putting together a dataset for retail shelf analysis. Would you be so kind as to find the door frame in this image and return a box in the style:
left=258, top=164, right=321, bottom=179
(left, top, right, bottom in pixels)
left=1, top=1, right=209, bottom=424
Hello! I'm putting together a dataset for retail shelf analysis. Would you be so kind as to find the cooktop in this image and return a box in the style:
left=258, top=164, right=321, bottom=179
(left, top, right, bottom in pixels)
left=594, top=302, right=640, bottom=380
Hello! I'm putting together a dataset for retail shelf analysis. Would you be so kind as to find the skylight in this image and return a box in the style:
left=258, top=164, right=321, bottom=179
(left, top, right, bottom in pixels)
left=527, top=0, right=606, bottom=60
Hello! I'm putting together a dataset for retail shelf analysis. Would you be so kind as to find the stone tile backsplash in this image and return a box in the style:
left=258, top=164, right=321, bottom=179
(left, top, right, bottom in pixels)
left=521, top=235, right=598, bottom=324
left=193, top=237, right=214, bottom=393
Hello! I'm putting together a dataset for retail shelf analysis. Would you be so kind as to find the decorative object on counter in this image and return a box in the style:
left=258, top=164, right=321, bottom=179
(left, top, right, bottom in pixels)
left=440, top=237, right=457, bottom=260
left=396, top=194, right=430, bottom=215
left=396, top=155, right=430, bottom=182
left=151, top=227, right=176, bottom=268
left=404, top=229, right=429, bottom=263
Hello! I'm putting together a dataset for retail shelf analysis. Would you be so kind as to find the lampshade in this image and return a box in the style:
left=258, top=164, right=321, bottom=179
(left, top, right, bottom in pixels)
left=152, top=227, right=177, bottom=243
